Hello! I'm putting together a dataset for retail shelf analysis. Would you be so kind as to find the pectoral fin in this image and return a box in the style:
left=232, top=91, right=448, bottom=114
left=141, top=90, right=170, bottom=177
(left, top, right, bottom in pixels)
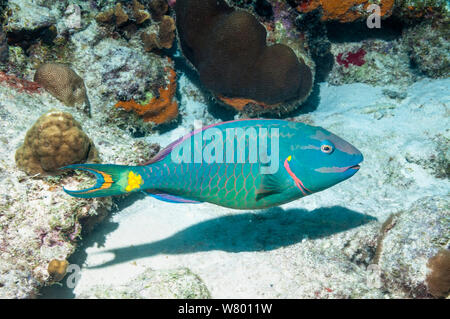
left=255, top=173, right=287, bottom=201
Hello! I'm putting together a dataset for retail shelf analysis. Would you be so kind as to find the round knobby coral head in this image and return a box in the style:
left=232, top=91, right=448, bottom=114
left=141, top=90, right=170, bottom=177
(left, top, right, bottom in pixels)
left=34, top=63, right=87, bottom=106
left=47, top=259, right=69, bottom=282
left=15, top=110, right=98, bottom=175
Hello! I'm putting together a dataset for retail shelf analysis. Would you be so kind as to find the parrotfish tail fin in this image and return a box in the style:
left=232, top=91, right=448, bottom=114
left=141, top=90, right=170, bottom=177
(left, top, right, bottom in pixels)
left=61, top=164, right=137, bottom=198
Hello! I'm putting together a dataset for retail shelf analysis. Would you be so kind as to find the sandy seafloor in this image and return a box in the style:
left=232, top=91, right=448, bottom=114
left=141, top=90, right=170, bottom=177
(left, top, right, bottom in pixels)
left=41, top=74, right=450, bottom=299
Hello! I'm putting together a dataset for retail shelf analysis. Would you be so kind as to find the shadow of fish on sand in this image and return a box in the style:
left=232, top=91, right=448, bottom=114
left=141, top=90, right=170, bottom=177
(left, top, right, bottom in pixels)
left=88, top=205, right=377, bottom=269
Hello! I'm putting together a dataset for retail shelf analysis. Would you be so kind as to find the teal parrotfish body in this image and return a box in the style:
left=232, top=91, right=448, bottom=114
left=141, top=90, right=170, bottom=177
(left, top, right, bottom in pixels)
left=63, top=119, right=363, bottom=209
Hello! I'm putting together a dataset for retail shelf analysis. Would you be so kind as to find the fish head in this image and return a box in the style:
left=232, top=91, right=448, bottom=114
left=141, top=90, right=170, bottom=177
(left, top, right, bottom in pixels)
left=284, top=125, right=363, bottom=194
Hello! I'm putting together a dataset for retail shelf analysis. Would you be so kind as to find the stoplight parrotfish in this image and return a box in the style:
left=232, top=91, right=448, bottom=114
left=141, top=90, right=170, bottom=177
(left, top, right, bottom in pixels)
left=63, top=119, right=363, bottom=210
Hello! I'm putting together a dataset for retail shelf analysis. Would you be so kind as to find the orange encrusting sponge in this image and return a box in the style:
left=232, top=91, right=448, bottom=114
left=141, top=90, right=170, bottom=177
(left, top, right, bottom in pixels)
left=297, top=0, right=395, bottom=23
left=217, top=96, right=280, bottom=111
left=115, top=67, right=178, bottom=125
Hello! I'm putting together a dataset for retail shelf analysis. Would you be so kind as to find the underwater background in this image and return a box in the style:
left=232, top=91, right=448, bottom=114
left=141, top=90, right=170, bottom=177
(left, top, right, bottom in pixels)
left=0, top=0, right=449, bottom=299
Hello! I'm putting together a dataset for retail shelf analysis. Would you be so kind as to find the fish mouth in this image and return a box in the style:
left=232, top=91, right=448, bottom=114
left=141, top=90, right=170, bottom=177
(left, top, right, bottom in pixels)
left=315, top=164, right=361, bottom=173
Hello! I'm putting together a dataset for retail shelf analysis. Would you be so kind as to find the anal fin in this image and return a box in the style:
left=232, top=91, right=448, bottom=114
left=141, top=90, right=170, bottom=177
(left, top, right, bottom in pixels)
left=143, top=190, right=202, bottom=204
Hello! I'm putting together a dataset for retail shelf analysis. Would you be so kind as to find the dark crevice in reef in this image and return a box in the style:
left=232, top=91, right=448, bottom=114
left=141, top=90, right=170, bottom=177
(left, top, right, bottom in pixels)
left=253, top=0, right=274, bottom=19
left=295, top=10, right=334, bottom=83
left=6, top=26, right=58, bottom=52
left=326, top=17, right=405, bottom=43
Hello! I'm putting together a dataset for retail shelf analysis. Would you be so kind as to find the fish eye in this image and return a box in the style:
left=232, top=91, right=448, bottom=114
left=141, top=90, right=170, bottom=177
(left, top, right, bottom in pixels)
left=321, top=141, right=334, bottom=154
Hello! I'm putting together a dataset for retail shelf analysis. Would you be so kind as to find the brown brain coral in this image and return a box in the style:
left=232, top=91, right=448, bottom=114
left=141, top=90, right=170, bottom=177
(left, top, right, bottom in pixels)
left=34, top=63, right=87, bottom=106
left=15, top=110, right=98, bottom=175
left=175, top=0, right=313, bottom=113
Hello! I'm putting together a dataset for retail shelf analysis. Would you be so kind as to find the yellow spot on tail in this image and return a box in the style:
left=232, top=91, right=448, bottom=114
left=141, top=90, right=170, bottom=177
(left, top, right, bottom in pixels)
left=287, top=155, right=292, bottom=161
left=125, top=171, right=143, bottom=192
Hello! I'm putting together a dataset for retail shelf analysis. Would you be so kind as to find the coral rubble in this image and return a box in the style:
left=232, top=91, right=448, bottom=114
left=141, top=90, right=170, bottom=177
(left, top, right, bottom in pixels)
left=5, top=0, right=58, bottom=33
left=78, top=268, right=211, bottom=299
left=0, top=59, right=154, bottom=297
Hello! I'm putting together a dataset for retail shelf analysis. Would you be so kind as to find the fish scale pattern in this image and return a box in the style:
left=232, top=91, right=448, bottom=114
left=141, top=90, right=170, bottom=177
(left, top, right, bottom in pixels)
left=148, top=121, right=292, bottom=208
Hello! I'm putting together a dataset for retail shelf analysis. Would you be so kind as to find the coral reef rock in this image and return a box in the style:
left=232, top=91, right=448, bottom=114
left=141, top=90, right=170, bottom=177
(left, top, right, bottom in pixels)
left=5, top=0, right=58, bottom=33
left=176, top=0, right=313, bottom=115
left=141, top=15, right=176, bottom=51
left=403, top=21, right=450, bottom=78
left=394, top=0, right=449, bottom=22
left=115, top=65, right=179, bottom=125
left=376, top=196, right=450, bottom=298
left=328, top=40, right=415, bottom=86
left=34, top=63, right=88, bottom=106
left=74, top=35, right=167, bottom=103
left=15, top=110, right=98, bottom=175
left=78, top=268, right=211, bottom=299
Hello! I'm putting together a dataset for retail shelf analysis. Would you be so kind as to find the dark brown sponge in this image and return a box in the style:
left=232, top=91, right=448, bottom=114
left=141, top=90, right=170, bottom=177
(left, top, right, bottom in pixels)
left=175, top=0, right=312, bottom=106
